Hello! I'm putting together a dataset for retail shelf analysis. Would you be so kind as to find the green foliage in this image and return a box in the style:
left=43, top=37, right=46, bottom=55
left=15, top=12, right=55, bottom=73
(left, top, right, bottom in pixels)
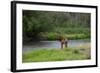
left=23, top=10, right=91, bottom=41
left=40, top=32, right=90, bottom=40
left=54, top=27, right=90, bottom=34
left=23, top=10, right=55, bottom=39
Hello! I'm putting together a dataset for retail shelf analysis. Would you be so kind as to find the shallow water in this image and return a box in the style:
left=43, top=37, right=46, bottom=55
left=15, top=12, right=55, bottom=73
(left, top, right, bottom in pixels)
left=23, top=39, right=90, bottom=53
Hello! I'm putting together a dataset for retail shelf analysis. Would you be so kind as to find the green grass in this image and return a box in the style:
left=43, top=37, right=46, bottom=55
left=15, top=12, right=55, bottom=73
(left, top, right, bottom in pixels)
left=22, top=46, right=90, bottom=63
left=40, top=32, right=90, bottom=40
left=40, top=27, right=90, bottom=40
left=54, top=27, right=90, bottom=34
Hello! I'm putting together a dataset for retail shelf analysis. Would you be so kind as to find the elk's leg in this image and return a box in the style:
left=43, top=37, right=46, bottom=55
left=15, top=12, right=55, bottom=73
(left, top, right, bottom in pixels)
left=61, top=42, right=64, bottom=49
left=65, top=40, right=68, bottom=48
left=65, top=42, right=67, bottom=48
left=61, top=42, right=63, bottom=49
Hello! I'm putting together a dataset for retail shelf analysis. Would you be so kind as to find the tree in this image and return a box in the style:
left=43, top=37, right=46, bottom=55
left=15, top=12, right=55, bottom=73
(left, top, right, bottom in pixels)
left=23, top=10, right=55, bottom=40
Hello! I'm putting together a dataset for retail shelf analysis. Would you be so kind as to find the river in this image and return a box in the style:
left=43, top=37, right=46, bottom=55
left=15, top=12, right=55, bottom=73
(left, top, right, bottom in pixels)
left=22, top=39, right=90, bottom=53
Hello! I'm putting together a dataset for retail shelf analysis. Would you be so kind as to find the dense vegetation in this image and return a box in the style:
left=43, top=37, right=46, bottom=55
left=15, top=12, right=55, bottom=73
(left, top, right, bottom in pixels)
left=23, top=10, right=91, bottom=42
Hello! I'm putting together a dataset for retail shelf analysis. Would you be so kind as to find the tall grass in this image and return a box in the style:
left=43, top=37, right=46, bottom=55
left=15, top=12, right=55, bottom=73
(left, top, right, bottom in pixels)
left=40, top=27, right=90, bottom=40
left=54, top=27, right=90, bottom=34
left=22, top=44, right=90, bottom=63
left=40, top=32, right=90, bottom=40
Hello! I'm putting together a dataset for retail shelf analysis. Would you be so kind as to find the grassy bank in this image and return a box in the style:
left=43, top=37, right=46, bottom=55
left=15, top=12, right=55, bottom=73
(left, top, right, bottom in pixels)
left=39, top=27, right=90, bottom=40
left=41, top=33, right=90, bottom=40
left=23, top=27, right=90, bottom=42
left=22, top=45, right=90, bottom=63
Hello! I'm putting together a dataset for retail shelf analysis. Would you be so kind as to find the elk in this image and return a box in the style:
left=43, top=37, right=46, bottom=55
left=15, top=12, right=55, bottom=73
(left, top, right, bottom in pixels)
left=58, top=35, right=68, bottom=49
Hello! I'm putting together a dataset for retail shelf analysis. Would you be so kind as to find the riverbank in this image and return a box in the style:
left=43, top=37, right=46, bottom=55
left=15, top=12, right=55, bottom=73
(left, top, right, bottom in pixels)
left=23, top=27, right=90, bottom=42
left=22, top=44, right=90, bottom=63
left=40, top=33, right=90, bottom=41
